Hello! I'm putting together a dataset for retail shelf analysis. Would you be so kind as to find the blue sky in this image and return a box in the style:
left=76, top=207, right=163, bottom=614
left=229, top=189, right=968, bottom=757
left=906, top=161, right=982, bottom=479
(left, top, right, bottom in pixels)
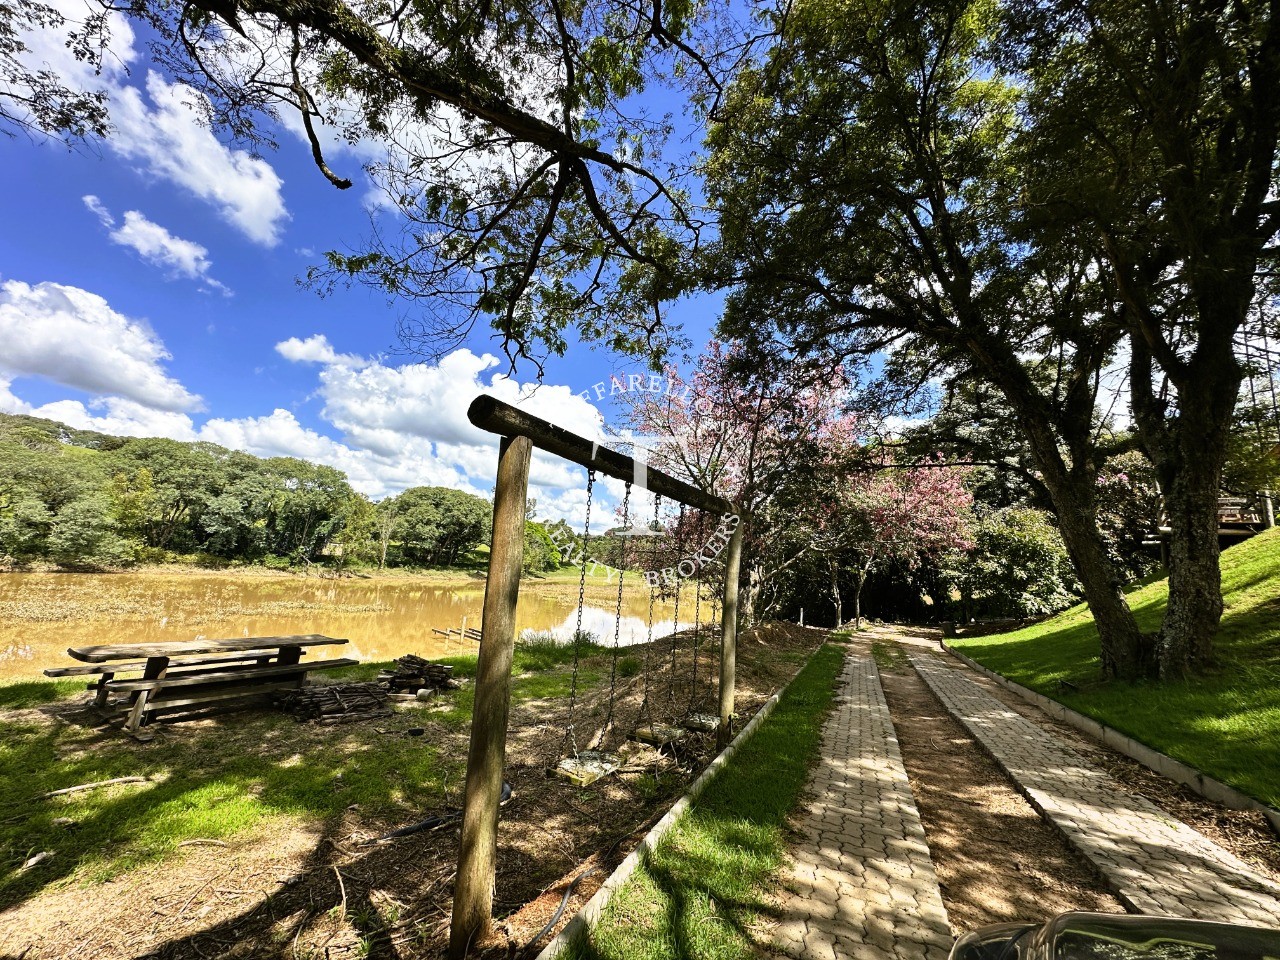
left=0, top=1, right=721, bottom=521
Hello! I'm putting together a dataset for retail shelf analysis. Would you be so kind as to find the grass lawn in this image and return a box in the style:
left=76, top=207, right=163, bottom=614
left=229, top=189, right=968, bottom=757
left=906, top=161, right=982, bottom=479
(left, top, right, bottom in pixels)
left=952, top=527, right=1280, bottom=808
left=0, top=635, right=605, bottom=907
left=566, top=643, right=845, bottom=960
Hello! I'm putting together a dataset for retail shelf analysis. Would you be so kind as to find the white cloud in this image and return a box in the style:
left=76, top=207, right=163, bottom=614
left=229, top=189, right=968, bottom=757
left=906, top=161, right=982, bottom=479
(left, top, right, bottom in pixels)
left=83, top=196, right=232, bottom=295
left=30, top=397, right=199, bottom=440
left=16, top=2, right=287, bottom=246
left=275, top=334, right=363, bottom=367
left=271, top=337, right=611, bottom=512
left=0, top=280, right=203, bottom=412
left=110, top=73, right=288, bottom=246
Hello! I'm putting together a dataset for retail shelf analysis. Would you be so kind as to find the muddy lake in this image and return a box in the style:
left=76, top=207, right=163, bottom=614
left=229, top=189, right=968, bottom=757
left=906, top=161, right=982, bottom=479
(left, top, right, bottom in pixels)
left=0, top=569, right=698, bottom=679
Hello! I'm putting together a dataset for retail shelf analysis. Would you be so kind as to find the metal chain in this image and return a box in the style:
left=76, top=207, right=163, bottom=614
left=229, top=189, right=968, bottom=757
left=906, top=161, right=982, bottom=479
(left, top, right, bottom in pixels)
left=595, top=480, right=630, bottom=749
left=641, top=493, right=661, bottom=722
left=690, top=510, right=705, bottom=708
left=668, top=502, right=685, bottom=702
left=563, top=469, right=594, bottom=756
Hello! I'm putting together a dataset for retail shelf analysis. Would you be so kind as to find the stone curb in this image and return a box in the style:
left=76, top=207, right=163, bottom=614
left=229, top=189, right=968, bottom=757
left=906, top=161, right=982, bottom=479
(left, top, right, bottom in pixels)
left=941, top=642, right=1280, bottom=836
left=534, top=642, right=829, bottom=960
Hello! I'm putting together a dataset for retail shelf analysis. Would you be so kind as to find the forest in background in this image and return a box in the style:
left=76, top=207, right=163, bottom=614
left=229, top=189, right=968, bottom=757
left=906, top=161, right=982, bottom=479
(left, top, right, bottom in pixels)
left=0, top=412, right=573, bottom=576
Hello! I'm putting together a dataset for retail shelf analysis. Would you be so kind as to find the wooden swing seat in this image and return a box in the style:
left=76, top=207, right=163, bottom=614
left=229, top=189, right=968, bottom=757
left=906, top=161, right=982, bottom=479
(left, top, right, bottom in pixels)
left=554, top=750, right=621, bottom=786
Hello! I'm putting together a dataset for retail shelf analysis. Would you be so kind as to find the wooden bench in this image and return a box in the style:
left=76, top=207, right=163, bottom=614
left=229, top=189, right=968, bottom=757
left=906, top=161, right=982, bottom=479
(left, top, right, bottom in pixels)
left=46, top=651, right=287, bottom=707
left=48, top=635, right=353, bottom=739
left=106, top=658, right=358, bottom=734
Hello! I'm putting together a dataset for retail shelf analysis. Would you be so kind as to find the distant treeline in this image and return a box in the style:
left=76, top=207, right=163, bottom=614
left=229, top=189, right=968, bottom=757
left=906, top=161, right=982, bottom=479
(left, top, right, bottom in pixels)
left=0, top=413, right=567, bottom=572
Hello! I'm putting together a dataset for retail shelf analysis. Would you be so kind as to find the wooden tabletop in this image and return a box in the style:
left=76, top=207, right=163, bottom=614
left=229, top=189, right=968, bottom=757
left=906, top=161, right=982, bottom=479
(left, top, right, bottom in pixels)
left=67, top=635, right=349, bottom=663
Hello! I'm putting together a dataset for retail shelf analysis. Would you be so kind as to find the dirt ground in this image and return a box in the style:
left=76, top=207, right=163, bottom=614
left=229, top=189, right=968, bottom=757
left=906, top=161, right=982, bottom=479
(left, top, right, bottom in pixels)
left=0, top=623, right=823, bottom=960
left=860, top=623, right=1280, bottom=927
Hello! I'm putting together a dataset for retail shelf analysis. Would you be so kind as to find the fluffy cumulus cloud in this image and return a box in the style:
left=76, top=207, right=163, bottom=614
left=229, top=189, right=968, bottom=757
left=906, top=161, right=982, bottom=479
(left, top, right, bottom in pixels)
left=265, top=337, right=607, bottom=508
left=17, top=1, right=287, bottom=245
left=0, top=280, right=203, bottom=412
left=275, top=334, right=363, bottom=367
left=109, top=73, right=289, bottom=246
left=83, top=196, right=231, bottom=295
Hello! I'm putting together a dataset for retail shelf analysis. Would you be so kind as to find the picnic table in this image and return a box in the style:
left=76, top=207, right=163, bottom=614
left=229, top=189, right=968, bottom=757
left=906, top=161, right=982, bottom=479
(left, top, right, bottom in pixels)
left=45, top=635, right=356, bottom=739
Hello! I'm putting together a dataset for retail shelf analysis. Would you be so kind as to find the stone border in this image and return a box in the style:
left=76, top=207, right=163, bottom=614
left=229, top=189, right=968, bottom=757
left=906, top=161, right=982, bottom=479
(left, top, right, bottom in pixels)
left=941, top=642, right=1280, bottom=836
left=535, top=643, right=828, bottom=960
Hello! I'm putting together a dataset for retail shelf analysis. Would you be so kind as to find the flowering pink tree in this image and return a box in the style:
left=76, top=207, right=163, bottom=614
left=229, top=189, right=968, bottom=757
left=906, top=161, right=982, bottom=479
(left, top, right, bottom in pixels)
left=809, top=458, right=974, bottom=628
left=619, top=341, right=863, bottom=624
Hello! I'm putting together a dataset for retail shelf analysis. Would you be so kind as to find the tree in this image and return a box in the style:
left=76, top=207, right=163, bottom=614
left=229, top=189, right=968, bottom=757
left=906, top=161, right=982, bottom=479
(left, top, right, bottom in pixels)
left=46, top=493, right=134, bottom=569
left=944, top=508, right=1080, bottom=620
left=522, top=521, right=562, bottom=574
left=391, top=486, right=491, bottom=566
left=0, top=0, right=109, bottom=139
left=706, top=0, right=1158, bottom=678
left=8, top=0, right=718, bottom=371
left=810, top=459, right=974, bottom=628
left=620, top=341, right=863, bottom=625
left=1008, top=0, right=1280, bottom=676
left=0, top=495, right=52, bottom=564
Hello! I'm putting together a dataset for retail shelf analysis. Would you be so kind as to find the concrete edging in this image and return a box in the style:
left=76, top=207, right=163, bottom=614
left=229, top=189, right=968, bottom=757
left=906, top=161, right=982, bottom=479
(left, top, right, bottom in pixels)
left=941, top=642, right=1280, bottom=836
left=534, top=643, right=829, bottom=960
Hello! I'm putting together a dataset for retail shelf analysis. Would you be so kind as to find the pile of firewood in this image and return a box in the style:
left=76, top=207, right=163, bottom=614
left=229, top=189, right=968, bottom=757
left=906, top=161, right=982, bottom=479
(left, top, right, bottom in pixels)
left=276, top=682, right=392, bottom=723
left=378, top=654, right=457, bottom=693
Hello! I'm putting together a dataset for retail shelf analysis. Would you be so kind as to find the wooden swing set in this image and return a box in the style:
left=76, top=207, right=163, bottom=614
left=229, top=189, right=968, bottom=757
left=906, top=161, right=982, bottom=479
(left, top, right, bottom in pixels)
left=449, top=394, right=744, bottom=958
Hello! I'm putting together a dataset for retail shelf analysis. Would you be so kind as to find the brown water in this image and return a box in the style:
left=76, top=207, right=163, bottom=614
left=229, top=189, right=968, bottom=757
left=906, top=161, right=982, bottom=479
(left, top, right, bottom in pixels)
left=0, top=571, right=702, bottom=679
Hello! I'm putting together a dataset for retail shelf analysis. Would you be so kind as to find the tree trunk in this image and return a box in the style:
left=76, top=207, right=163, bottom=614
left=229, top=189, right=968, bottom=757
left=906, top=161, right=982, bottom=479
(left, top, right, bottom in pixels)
left=1128, top=320, right=1242, bottom=678
left=852, top=569, right=864, bottom=630
left=1145, top=373, right=1237, bottom=677
left=1046, top=477, right=1154, bottom=678
left=829, top=559, right=842, bottom=626
left=1159, top=454, right=1223, bottom=676
left=741, top=561, right=764, bottom=628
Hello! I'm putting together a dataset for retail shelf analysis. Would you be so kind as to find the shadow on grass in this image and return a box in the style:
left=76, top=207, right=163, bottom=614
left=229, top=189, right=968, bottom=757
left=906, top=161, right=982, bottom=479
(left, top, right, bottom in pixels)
left=0, top=635, right=630, bottom=913
left=0, top=691, right=464, bottom=911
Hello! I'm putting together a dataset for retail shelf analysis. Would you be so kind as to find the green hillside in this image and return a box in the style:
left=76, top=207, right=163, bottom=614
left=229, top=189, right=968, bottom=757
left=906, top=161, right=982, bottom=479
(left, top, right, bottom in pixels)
left=952, top=528, right=1280, bottom=808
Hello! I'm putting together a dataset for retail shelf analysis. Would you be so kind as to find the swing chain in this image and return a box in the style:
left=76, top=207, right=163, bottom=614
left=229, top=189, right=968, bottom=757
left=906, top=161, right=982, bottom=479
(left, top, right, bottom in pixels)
left=564, top=469, right=595, bottom=756
left=596, top=480, right=631, bottom=749
left=640, top=493, right=661, bottom=721
left=690, top=509, right=705, bottom=707
left=668, top=502, right=685, bottom=702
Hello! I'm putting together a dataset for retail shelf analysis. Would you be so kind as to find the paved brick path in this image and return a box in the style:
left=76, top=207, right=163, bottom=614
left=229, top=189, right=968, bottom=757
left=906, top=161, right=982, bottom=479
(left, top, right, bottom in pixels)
left=910, top=651, right=1280, bottom=928
left=772, top=652, right=952, bottom=960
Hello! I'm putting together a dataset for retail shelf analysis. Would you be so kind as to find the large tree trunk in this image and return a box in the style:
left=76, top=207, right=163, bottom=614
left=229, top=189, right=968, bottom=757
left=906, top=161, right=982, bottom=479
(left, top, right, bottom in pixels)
left=1014, top=407, right=1154, bottom=679
left=1050, top=487, right=1153, bottom=678
left=1131, top=335, right=1241, bottom=678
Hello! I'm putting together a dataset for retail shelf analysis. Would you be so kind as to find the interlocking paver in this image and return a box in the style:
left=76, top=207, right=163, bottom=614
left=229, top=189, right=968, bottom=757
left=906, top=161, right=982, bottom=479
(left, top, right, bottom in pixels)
left=773, top=653, right=952, bottom=960
left=910, top=651, right=1280, bottom=928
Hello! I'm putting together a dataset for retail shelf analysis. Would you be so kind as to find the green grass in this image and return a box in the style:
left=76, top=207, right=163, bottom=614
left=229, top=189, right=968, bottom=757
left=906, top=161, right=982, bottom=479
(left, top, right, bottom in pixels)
left=952, top=527, right=1280, bottom=807
left=0, top=633, right=614, bottom=907
left=566, top=644, right=844, bottom=960
left=0, top=703, right=458, bottom=907
left=870, top=641, right=909, bottom=671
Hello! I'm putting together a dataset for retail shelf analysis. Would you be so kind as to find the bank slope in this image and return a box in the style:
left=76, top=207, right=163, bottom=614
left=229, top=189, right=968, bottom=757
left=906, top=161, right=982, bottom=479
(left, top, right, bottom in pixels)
left=952, top=528, right=1280, bottom=808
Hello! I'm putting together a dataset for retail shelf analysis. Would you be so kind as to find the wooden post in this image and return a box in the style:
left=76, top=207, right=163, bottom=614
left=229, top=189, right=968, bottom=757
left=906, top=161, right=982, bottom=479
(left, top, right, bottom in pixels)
left=449, top=435, right=531, bottom=958
left=717, top=518, right=744, bottom=749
